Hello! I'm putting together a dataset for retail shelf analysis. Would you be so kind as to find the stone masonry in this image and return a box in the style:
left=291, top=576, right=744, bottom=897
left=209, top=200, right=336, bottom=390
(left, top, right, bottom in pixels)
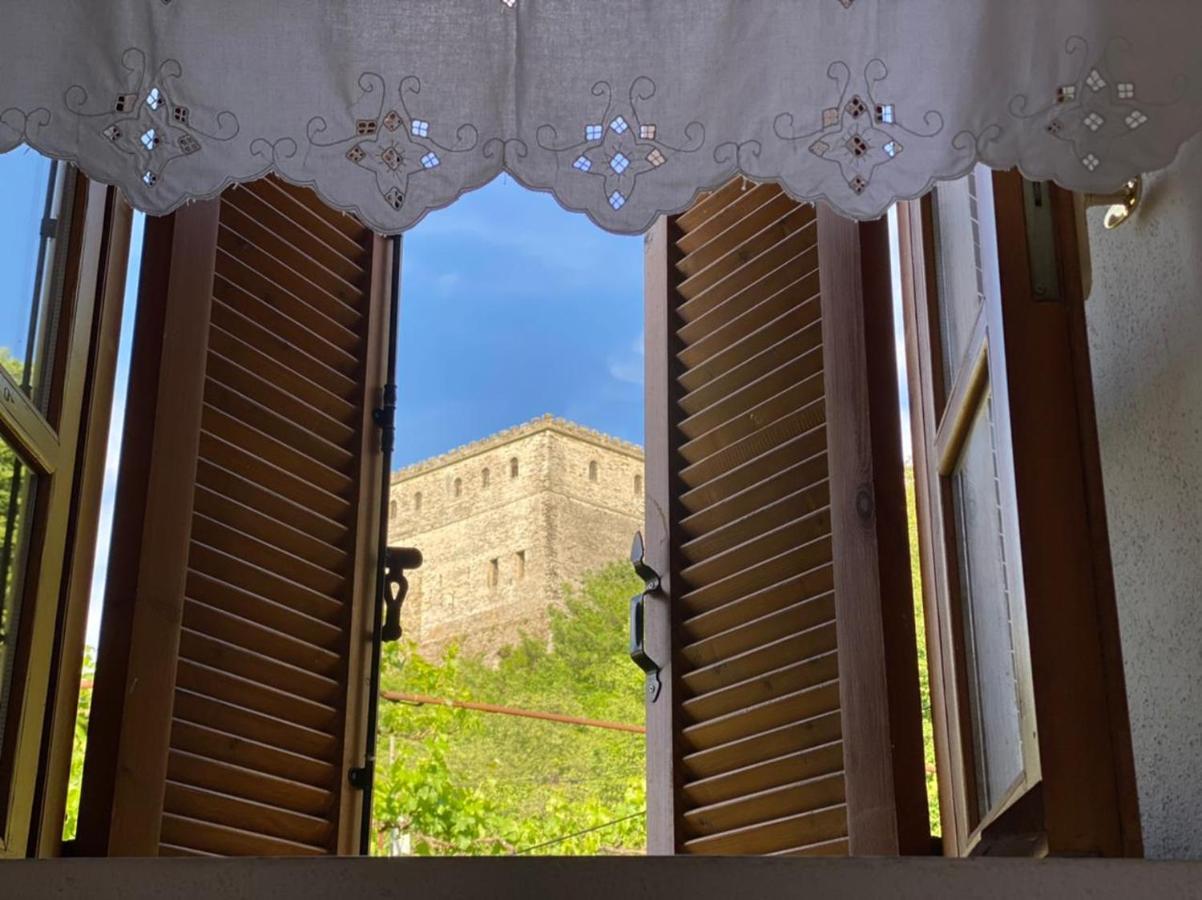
left=387, top=416, right=645, bottom=661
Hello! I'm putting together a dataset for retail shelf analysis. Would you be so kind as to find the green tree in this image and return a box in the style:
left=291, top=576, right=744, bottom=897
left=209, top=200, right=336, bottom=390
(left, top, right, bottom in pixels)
left=373, top=562, right=647, bottom=855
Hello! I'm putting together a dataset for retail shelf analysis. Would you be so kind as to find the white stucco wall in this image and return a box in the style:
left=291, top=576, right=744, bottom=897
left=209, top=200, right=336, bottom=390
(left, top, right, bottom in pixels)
left=1085, top=135, right=1202, bottom=859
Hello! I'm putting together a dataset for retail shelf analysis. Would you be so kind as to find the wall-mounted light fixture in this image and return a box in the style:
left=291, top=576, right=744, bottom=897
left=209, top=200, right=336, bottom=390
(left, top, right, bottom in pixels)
left=1087, top=177, right=1143, bottom=230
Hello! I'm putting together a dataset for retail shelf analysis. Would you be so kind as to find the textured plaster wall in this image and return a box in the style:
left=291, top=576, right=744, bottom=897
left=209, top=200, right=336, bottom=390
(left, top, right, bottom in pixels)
left=387, top=421, right=643, bottom=660
left=1085, top=134, right=1202, bottom=859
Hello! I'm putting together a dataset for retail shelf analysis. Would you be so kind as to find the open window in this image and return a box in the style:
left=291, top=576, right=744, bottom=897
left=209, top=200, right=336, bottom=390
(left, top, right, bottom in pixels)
left=899, top=167, right=1141, bottom=856
left=0, top=161, right=133, bottom=858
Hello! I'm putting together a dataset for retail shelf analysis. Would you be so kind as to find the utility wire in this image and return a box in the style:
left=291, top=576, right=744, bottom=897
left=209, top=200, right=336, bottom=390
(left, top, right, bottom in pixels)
left=511, top=810, right=646, bottom=855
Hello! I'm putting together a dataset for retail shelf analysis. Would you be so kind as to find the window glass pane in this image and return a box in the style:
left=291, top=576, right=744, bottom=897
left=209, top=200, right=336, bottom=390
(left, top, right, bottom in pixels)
left=951, top=394, right=1025, bottom=821
left=0, top=433, right=38, bottom=771
left=0, top=150, right=70, bottom=413
left=932, top=171, right=988, bottom=381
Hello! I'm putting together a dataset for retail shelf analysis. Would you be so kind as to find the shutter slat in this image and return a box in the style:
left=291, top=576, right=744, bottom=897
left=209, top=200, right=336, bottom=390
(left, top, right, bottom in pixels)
left=682, top=621, right=838, bottom=696
left=677, top=216, right=817, bottom=322
left=682, top=593, right=835, bottom=669
left=217, top=205, right=366, bottom=319
left=683, top=772, right=846, bottom=838
left=677, top=276, right=820, bottom=372
left=198, top=430, right=351, bottom=525
left=680, top=403, right=825, bottom=490
left=170, top=718, right=335, bottom=788
left=160, top=813, right=326, bottom=857
left=175, top=655, right=339, bottom=733
left=683, top=737, right=843, bottom=807
left=178, top=627, right=341, bottom=706
left=173, top=689, right=337, bottom=762
left=676, top=184, right=785, bottom=255
left=206, top=348, right=354, bottom=448
left=680, top=320, right=822, bottom=413
left=680, top=679, right=841, bottom=754
left=682, top=652, right=839, bottom=724
left=189, top=541, right=344, bottom=625
left=677, top=191, right=800, bottom=278
left=162, top=782, right=330, bottom=849
left=680, top=506, right=832, bottom=584
left=209, top=300, right=357, bottom=401
left=679, top=370, right=825, bottom=463
left=168, top=749, right=333, bottom=818
left=682, top=463, right=831, bottom=540
left=682, top=564, right=834, bottom=643
left=212, top=263, right=358, bottom=375
left=185, top=569, right=343, bottom=651
left=676, top=206, right=815, bottom=305
left=191, top=512, right=346, bottom=597
left=682, top=805, right=847, bottom=855
left=682, top=708, right=843, bottom=781
left=675, top=181, right=749, bottom=233
left=222, top=186, right=368, bottom=292
left=202, top=404, right=353, bottom=497
left=182, top=599, right=341, bottom=677
left=192, top=481, right=349, bottom=572
left=680, top=536, right=833, bottom=617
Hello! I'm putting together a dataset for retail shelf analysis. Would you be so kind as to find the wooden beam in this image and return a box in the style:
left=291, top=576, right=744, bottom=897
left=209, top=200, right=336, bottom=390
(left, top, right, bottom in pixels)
left=817, top=208, right=929, bottom=856
left=101, top=200, right=220, bottom=856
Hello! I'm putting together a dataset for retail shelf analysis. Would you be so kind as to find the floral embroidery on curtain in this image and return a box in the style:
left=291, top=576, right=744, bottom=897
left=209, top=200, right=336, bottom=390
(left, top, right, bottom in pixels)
left=1, top=0, right=1199, bottom=233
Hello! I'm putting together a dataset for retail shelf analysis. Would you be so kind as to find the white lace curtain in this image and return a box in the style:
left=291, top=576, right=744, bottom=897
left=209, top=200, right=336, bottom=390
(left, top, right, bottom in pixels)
left=2, top=0, right=1199, bottom=233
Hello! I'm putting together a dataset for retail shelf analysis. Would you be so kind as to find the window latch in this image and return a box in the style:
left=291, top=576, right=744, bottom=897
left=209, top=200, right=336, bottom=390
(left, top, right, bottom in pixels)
left=629, top=531, right=663, bottom=702
left=381, top=546, right=422, bottom=643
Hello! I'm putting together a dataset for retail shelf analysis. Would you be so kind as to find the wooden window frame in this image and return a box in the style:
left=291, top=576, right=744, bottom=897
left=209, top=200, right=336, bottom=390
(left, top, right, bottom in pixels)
left=0, top=174, right=132, bottom=857
left=899, top=170, right=1142, bottom=857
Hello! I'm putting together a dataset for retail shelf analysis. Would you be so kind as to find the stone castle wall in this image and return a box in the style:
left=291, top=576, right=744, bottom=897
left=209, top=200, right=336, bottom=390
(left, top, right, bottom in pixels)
left=387, top=417, right=643, bottom=660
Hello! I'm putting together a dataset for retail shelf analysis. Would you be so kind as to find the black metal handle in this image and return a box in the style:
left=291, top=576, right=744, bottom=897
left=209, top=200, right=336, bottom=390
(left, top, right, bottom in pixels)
left=381, top=546, right=422, bottom=643
left=629, top=593, right=656, bottom=674
left=629, top=531, right=663, bottom=701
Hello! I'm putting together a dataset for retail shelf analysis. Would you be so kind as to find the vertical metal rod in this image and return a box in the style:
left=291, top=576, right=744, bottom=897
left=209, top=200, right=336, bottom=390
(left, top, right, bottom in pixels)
left=23, top=159, right=60, bottom=392
left=357, top=233, right=402, bottom=855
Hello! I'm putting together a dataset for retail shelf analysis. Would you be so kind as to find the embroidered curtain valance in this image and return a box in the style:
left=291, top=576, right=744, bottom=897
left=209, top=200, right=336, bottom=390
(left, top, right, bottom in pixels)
left=2, top=1, right=1199, bottom=233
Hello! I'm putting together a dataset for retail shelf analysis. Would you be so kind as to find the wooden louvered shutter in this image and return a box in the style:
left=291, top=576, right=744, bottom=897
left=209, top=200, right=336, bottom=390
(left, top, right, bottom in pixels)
left=643, top=180, right=928, bottom=856
left=79, top=176, right=391, bottom=857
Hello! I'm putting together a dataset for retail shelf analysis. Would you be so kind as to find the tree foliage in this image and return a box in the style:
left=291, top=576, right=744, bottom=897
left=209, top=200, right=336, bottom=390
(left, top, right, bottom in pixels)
left=373, top=562, right=647, bottom=855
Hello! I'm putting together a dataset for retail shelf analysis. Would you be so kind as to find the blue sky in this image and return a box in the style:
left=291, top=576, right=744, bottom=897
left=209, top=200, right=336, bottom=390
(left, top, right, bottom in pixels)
left=0, top=149, right=56, bottom=371
left=394, top=177, right=645, bottom=467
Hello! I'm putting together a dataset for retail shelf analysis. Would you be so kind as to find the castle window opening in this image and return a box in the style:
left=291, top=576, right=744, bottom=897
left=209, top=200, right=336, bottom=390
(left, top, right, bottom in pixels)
left=634, top=474, right=643, bottom=495
left=482, top=467, right=491, bottom=488
left=414, top=491, right=422, bottom=512
left=588, top=460, right=599, bottom=482
left=390, top=499, right=398, bottom=519
left=454, top=477, right=463, bottom=498
left=510, top=456, right=519, bottom=478
left=488, top=557, right=499, bottom=589
left=515, top=549, right=526, bottom=580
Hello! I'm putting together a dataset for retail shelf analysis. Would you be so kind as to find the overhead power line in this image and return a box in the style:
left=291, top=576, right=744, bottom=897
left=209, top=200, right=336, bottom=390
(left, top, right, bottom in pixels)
left=511, top=810, right=646, bottom=855
left=380, top=690, right=645, bottom=735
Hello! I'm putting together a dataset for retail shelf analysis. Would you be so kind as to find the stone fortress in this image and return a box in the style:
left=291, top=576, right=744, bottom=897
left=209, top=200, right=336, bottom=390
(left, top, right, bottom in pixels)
left=387, top=416, right=645, bottom=661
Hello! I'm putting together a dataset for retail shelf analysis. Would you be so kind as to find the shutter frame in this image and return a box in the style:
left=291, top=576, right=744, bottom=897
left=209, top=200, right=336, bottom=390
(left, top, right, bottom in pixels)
left=79, top=178, right=391, bottom=856
left=644, top=185, right=929, bottom=856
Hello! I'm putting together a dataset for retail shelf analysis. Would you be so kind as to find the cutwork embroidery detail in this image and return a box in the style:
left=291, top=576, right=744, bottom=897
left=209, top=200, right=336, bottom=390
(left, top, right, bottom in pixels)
left=537, top=78, right=703, bottom=211
left=774, top=59, right=943, bottom=195
left=307, top=74, right=478, bottom=212
left=64, top=48, right=238, bottom=189
left=1011, top=36, right=1182, bottom=173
